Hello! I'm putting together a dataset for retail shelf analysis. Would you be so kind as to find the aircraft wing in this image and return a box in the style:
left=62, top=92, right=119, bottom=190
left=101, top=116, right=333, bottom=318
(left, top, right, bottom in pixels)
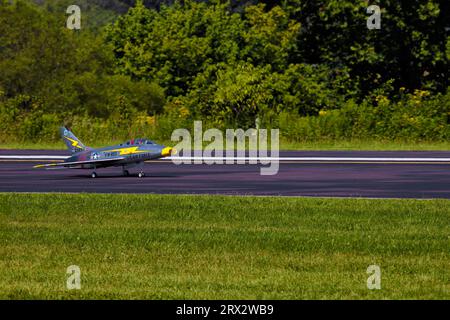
left=33, top=157, right=126, bottom=169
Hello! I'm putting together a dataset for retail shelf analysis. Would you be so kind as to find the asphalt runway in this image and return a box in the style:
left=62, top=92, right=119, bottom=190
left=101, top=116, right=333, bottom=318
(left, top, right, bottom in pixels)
left=1, top=149, right=450, bottom=199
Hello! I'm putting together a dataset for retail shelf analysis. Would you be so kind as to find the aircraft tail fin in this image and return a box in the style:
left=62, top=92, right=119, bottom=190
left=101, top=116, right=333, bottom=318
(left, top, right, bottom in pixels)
left=60, top=126, right=88, bottom=154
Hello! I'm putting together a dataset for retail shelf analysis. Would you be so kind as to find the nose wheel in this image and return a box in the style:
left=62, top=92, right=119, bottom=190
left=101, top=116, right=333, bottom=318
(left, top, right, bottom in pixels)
left=91, top=172, right=97, bottom=178
left=137, top=162, right=145, bottom=178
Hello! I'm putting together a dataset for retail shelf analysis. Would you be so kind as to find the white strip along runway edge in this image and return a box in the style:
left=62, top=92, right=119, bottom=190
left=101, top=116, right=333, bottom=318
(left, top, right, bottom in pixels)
left=2, top=155, right=450, bottom=163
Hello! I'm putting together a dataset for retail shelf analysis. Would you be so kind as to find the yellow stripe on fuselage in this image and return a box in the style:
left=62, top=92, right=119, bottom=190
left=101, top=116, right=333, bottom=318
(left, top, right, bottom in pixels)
left=109, top=146, right=147, bottom=155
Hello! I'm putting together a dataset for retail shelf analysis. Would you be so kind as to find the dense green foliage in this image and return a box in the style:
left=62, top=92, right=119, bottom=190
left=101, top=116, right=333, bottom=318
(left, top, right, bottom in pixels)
left=0, top=0, right=166, bottom=143
left=1, top=193, right=450, bottom=299
left=0, top=0, right=449, bottom=146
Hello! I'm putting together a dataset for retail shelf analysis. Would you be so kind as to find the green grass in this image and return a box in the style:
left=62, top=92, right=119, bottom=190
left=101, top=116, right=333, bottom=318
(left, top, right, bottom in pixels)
left=279, top=139, right=450, bottom=151
left=2, top=139, right=450, bottom=151
left=1, top=193, right=449, bottom=299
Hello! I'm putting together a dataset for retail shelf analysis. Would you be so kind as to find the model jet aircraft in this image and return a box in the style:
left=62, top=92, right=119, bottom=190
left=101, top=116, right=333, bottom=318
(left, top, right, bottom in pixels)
left=34, top=127, right=175, bottom=178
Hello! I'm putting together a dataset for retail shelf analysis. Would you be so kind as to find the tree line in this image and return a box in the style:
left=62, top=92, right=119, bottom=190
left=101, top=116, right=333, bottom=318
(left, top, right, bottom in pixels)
left=0, top=0, right=449, bottom=145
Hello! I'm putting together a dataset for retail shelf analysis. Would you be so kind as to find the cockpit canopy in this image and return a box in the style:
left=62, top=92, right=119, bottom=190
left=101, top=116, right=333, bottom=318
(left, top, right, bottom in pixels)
left=121, top=138, right=156, bottom=146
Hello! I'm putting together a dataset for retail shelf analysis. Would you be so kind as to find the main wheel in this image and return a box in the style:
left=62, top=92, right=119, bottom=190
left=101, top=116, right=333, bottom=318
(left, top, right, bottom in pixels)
left=91, top=172, right=97, bottom=178
left=123, top=170, right=130, bottom=177
left=138, top=172, right=145, bottom=178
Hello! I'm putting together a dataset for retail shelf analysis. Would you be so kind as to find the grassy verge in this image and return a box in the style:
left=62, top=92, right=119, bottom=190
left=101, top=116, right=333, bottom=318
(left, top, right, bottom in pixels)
left=1, top=193, right=449, bottom=299
left=279, top=139, right=450, bottom=151
left=1, top=139, right=450, bottom=151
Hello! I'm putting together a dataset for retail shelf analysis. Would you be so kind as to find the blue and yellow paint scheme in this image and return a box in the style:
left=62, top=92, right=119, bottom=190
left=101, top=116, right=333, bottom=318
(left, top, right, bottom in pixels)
left=34, top=127, right=175, bottom=178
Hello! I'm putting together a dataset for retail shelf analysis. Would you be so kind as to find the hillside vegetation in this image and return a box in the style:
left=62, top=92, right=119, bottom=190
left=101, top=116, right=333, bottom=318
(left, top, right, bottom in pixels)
left=0, top=0, right=449, bottom=147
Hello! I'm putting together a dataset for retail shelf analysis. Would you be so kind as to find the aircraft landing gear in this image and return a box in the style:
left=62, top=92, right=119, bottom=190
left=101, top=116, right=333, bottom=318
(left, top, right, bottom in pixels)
left=91, top=165, right=97, bottom=178
left=120, top=163, right=145, bottom=178
left=138, top=162, right=145, bottom=178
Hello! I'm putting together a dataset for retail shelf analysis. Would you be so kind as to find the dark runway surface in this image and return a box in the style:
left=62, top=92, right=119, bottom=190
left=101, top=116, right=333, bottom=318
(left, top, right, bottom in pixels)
left=1, top=150, right=450, bottom=199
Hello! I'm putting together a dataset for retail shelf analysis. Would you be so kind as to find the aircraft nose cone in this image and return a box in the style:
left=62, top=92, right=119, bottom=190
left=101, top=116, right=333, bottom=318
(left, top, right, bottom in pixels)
left=161, top=147, right=175, bottom=157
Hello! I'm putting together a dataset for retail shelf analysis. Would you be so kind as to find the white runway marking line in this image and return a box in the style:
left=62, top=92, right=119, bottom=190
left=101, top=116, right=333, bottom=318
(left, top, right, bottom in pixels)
left=0, top=155, right=67, bottom=159
left=2, top=155, right=450, bottom=162
left=165, top=156, right=450, bottom=162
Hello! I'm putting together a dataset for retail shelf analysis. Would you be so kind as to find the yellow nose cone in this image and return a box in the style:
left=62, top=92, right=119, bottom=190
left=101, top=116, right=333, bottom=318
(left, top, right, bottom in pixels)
left=161, top=147, right=173, bottom=157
